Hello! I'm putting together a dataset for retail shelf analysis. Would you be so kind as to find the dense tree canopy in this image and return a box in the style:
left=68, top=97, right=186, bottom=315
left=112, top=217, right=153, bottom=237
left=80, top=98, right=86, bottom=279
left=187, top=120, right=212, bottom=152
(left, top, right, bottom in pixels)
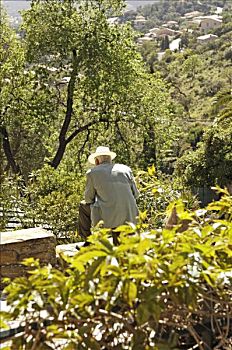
left=1, top=0, right=183, bottom=180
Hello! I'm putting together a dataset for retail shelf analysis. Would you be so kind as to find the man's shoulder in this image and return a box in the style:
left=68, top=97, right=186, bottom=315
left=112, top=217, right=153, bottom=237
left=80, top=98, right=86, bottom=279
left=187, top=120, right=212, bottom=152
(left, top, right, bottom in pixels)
left=113, top=163, right=131, bottom=173
left=86, top=164, right=111, bottom=175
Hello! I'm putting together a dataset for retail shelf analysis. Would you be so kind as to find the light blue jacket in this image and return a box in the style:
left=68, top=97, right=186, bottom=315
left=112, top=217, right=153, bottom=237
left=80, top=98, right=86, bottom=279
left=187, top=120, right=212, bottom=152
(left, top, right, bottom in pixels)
left=85, top=163, right=139, bottom=228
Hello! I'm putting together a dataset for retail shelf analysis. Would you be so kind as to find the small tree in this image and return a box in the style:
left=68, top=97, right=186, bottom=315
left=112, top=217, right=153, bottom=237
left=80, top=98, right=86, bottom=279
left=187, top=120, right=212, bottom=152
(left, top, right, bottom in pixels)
left=160, top=35, right=170, bottom=51
left=175, top=89, right=232, bottom=189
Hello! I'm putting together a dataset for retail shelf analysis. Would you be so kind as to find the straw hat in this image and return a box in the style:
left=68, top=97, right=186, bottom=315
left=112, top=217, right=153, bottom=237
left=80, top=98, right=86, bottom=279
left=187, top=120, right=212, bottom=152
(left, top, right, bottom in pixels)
left=88, top=146, right=117, bottom=165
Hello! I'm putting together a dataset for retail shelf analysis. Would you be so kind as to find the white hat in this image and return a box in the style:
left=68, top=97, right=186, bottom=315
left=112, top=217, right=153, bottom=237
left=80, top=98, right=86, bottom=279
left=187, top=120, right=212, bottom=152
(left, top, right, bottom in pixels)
left=88, top=146, right=117, bottom=165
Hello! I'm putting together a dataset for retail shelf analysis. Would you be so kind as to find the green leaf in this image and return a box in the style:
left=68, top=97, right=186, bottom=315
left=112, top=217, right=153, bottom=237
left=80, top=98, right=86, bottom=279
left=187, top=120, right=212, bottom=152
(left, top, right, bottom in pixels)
left=98, top=238, right=113, bottom=252
left=70, top=259, right=85, bottom=272
left=123, top=280, right=137, bottom=306
left=139, top=210, right=147, bottom=221
left=76, top=250, right=108, bottom=263
left=148, top=164, right=156, bottom=176
left=136, top=303, right=150, bottom=325
left=114, top=225, right=135, bottom=233
left=137, top=238, right=153, bottom=255
left=72, top=293, right=94, bottom=307
left=0, top=314, right=10, bottom=329
left=87, top=256, right=106, bottom=278
left=129, top=270, right=147, bottom=279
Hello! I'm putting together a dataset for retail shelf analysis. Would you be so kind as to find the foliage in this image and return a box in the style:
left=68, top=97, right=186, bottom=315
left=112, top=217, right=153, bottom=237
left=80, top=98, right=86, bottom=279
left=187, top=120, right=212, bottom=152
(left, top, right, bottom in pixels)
left=0, top=163, right=85, bottom=240
left=175, top=89, right=232, bottom=188
left=1, top=189, right=232, bottom=349
left=0, top=175, right=24, bottom=231
left=22, top=165, right=85, bottom=239
left=0, top=0, right=184, bottom=181
left=137, top=0, right=227, bottom=31
left=0, top=12, right=56, bottom=178
left=136, top=165, right=181, bottom=227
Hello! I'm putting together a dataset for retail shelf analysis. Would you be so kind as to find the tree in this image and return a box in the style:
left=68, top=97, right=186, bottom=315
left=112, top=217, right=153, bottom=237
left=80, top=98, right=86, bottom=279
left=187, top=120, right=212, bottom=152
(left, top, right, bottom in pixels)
left=20, top=0, right=143, bottom=169
left=175, top=89, right=232, bottom=189
left=1, top=0, right=182, bottom=179
left=160, top=35, right=170, bottom=51
left=182, top=53, right=202, bottom=88
left=0, top=11, right=58, bottom=179
left=0, top=12, right=25, bottom=175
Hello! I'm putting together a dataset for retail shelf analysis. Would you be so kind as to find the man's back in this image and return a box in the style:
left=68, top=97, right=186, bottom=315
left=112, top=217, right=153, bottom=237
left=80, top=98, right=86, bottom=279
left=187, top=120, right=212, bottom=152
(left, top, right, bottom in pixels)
left=85, top=163, right=139, bottom=228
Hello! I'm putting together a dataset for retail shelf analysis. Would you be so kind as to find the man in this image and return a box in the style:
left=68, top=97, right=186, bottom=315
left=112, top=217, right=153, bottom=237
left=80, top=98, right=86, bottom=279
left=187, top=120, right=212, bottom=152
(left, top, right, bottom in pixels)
left=78, top=146, right=139, bottom=242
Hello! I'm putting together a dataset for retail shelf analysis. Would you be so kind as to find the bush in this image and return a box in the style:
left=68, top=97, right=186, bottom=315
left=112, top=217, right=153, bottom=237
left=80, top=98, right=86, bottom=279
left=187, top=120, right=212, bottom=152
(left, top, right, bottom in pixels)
left=0, top=165, right=86, bottom=241
left=136, top=165, right=181, bottom=227
left=175, top=117, right=232, bottom=188
left=24, top=164, right=85, bottom=240
left=0, top=175, right=24, bottom=231
left=1, top=187, right=232, bottom=349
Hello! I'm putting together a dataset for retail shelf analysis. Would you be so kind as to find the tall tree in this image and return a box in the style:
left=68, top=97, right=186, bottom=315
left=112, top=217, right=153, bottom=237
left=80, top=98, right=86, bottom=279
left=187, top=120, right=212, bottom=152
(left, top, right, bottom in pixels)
left=1, top=0, right=182, bottom=178
left=0, top=10, right=57, bottom=178
left=0, top=12, right=24, bottom=175
left=21, top=0, right=142, bottom=168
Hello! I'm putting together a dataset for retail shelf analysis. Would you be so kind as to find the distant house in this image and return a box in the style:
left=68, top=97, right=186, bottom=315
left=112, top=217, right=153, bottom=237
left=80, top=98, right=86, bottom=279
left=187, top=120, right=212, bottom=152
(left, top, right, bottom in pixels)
left=184, top=11, right=203, bottom=19
left=200, top=17, right=222, bottom=31
left=192, top=15, right=222, bottom=31
left=162, top=20, right=179, bottom=29
left=151, top=28, right=178, bottom=38
left=137, top=36, right=154, bottom=44
left=197, top=34, right=218, bottom=43
left=133, top=15, right=147, bottom=29
left=149, top=27, right=160, bottom=35
left=137, top=31, right=156, bottom=44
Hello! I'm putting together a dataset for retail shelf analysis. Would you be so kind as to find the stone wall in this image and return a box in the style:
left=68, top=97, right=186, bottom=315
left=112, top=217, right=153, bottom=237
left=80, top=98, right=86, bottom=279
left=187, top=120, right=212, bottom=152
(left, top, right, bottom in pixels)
left=0, top=227, right=56, bottom=287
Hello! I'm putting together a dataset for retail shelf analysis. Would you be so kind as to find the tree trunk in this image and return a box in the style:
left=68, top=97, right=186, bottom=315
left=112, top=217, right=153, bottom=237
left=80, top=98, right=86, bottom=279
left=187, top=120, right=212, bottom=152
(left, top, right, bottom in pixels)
left=50, top=49, right=78, bottom=169
left=0, top=125, right=21, bottom=174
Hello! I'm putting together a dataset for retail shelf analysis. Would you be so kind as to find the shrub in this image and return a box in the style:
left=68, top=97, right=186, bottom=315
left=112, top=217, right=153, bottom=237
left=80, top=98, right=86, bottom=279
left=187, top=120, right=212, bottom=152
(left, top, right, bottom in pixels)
left=1, top=189, right=232, bottom=349
left=175, top=123, right=232, bottom=188
left=24, top=164, right=85, bottom=240
left=136, top=165, right=181, bottom=227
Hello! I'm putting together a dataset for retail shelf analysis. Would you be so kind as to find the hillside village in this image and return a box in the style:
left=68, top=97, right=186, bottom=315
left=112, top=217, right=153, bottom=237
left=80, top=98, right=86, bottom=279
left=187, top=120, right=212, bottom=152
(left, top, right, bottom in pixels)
left=136, top=13, right=222, bottom=44
left=109, top=3, right=227, bottom=56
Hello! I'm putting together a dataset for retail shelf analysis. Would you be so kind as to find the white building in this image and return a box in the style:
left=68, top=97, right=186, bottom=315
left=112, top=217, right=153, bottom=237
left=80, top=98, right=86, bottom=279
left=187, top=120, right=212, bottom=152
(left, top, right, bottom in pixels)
left=197, top=34, right=218, bottom=43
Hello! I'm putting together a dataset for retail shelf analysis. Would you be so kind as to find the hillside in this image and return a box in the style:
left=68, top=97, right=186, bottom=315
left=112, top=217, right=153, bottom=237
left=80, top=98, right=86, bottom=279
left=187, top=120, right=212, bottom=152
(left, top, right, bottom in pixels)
left=135, top=2, right=232, bottom=153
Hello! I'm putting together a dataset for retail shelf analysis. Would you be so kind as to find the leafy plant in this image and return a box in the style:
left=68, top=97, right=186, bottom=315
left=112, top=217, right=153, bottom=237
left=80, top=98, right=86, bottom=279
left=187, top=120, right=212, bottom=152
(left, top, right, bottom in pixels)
left=23, top=164, right=86, bottom=240
left=1, top=189, right=232, bottom=349
left=136, top=165, right=181, bottom=227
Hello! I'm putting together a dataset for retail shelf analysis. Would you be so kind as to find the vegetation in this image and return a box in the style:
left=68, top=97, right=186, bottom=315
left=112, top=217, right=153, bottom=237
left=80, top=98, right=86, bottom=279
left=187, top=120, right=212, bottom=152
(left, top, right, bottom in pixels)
left=1, top=187, right=232, bottom=349
left=136, top=0, right=231, bottom=29
left=0, top=0, right=232, bottom=348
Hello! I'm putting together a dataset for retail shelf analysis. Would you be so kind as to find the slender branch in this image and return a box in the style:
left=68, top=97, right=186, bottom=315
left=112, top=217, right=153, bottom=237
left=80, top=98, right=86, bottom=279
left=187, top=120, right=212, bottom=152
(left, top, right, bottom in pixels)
left=9, top=91, right=33, bottom=109
left=187, top=326, right=205, bottom=350
left=213, top=310, right=230, bottom=349
left=77, top=128, right=91, bottom=170
left=98, top=308, right=136, bottom=335
left=66, top=117, right=109, bottom=144
left=115, top=121, right=131, bottom=162
left=31, top=329, right=41, bottom=350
